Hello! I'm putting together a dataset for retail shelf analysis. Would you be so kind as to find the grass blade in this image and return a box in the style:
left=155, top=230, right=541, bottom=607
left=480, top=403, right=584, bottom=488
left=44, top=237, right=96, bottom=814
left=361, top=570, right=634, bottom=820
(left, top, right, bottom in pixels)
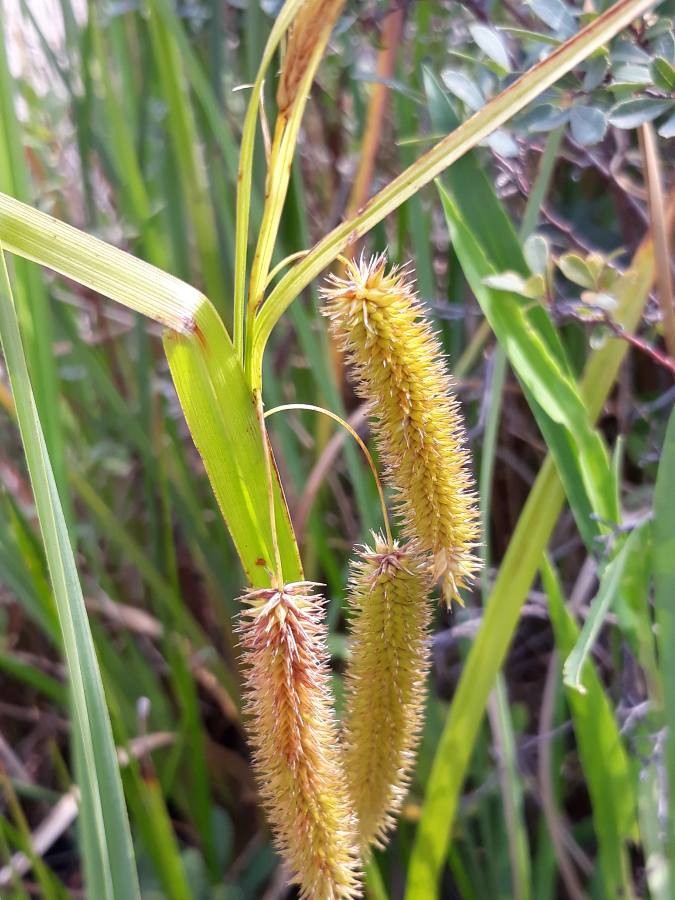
left=0, top=30, right=67, bottom=506
left=123, top=764, right=193, bottom=900
left=563, top=525, right=645, bottom=694
left=251, top=0, right=660, bottom=384
left=654, top=405, right=675, bottom=860
left=543, top=556, right=639, bottom=897
left=146, top=0, right=227, bottom=311
left=234, top=0, right=305, bottom=358
left=0, top=191, right=203, bottom=331
left=0, top=247, right=140, bottom=899
left=87, top=7, right=170, bottom=271
left=0, top=189, right=301, bottom=592
left=637, top=754, right=671, bottom=900
left=426, top=68, right=616, bottom=551
left=404, top=208, right=662, bottom=900
left=438, top=184, right=617, bottom=534
left=480, top=345, right=532, bottom=900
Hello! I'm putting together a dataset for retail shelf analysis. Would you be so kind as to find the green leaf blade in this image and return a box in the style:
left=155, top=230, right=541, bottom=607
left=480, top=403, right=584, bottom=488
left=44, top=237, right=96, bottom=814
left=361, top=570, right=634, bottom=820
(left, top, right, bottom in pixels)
left=0, top=248, right=140, bottom=900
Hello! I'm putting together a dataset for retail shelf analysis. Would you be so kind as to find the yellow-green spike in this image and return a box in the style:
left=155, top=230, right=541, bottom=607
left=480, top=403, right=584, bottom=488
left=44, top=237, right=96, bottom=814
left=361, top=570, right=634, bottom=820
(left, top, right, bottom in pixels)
left=322, top=255, right=481, bottom=605
left=343, top=536, right=433, bottom=849
left=238, top=582, right=361, bottom=899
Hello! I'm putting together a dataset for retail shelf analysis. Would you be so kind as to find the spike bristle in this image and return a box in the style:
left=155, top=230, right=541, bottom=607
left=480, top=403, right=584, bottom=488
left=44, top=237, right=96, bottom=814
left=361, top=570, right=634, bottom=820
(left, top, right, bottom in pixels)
left=321, top=254, right=481, bottom=605
left=238, top=582, right=361, bottom=899
left=343, top=536, right=433, bottom=849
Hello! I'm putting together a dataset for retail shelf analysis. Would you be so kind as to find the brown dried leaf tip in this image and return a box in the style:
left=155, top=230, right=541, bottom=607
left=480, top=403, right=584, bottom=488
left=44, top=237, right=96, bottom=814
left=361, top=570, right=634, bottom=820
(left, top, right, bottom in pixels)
left=343, top=536, right=433, bottom=850
left=277, top=0, right=345, bottom=114
left=321, top=254, right=481, bottom=605
left=238, top=582, right=361, bottom=899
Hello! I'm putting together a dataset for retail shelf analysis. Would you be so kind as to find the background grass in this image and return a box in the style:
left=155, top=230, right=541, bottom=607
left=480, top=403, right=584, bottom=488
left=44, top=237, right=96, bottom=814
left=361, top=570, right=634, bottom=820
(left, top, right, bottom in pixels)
left=0, top=0, right=674, bottom=897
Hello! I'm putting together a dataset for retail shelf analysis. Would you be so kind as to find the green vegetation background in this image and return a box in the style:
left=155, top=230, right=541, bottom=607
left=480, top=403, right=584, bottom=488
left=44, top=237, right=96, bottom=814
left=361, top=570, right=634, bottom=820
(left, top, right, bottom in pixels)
left=0, top=0, right=674, bottom=897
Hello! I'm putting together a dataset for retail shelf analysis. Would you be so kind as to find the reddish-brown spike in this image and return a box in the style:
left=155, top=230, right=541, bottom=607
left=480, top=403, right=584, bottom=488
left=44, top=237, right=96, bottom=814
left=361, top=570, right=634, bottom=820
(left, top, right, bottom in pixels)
left=277, top=0, right=345, bottom=114
left=238, top=582, right=361, bottom=899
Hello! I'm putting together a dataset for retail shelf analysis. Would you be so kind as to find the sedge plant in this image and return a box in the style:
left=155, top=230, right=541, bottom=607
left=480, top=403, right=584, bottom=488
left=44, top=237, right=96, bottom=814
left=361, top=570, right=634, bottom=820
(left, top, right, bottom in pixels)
left=0, top=0, right=664, bottom=895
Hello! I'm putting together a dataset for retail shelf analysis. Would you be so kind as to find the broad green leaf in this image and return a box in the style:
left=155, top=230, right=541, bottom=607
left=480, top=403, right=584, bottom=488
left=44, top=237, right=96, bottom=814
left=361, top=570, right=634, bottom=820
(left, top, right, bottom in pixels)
left=650, top=26, right=675, bottom=57
left=523, top=234, right=550, bottom=276
left=611, top=39, right=651, bottom=64
left=483, top=272, right=529, bottom=293
left=520, top=104, right=571, bottom=132
left=164, top=301, right=303, bottom=587
left=500, top=25, right=562, bottom=46
left=484, top=272, right=545, bottom=302
left=0, top=248, right=140, bottom=900
left=612, top=62, right=654, bottom=83
left=485, top=128, right=520, bottom=156
left=583, top=54, right=609, bottom=89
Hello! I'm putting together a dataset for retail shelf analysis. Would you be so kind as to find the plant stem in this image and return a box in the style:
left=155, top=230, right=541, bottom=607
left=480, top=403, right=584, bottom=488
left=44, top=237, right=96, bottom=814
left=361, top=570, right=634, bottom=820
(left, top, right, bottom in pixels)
left=256, top=392, right=285, bottom=587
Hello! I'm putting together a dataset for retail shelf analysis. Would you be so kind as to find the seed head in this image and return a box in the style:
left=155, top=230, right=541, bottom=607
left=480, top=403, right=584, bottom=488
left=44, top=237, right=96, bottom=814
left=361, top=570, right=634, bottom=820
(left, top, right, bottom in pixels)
left=321, top=254, right=480, bottom=605
left=343, top=536, right=433, bottom=849
left=238, top=582, right=361, bottom=899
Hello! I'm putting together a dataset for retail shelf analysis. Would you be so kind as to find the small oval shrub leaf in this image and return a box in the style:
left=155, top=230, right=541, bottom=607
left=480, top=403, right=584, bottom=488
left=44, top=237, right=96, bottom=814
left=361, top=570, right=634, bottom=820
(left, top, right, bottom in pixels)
left=570, top=105, right=608, bottom=145
left=608, top=98, right=673, bottom=129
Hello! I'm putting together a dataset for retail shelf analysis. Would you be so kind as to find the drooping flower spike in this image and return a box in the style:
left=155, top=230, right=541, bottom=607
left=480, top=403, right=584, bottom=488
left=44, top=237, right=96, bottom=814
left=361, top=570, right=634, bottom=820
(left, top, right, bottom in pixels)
left=238, top=581, right=361, bottom=899
left=321, top=254, right=481, bottom=605
left=343, top=535, right=433, bottom=850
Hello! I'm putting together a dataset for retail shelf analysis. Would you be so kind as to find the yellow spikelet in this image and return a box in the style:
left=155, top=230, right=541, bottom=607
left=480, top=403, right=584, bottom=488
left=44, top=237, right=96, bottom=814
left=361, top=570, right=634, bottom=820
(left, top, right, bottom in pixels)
left=238, top=582, right=361, bottom=900
left=343, top=536, right=433, bottom=849
left=277, top=0, right=345, bottom=114
left=321, top=254, right=480, bottom=604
